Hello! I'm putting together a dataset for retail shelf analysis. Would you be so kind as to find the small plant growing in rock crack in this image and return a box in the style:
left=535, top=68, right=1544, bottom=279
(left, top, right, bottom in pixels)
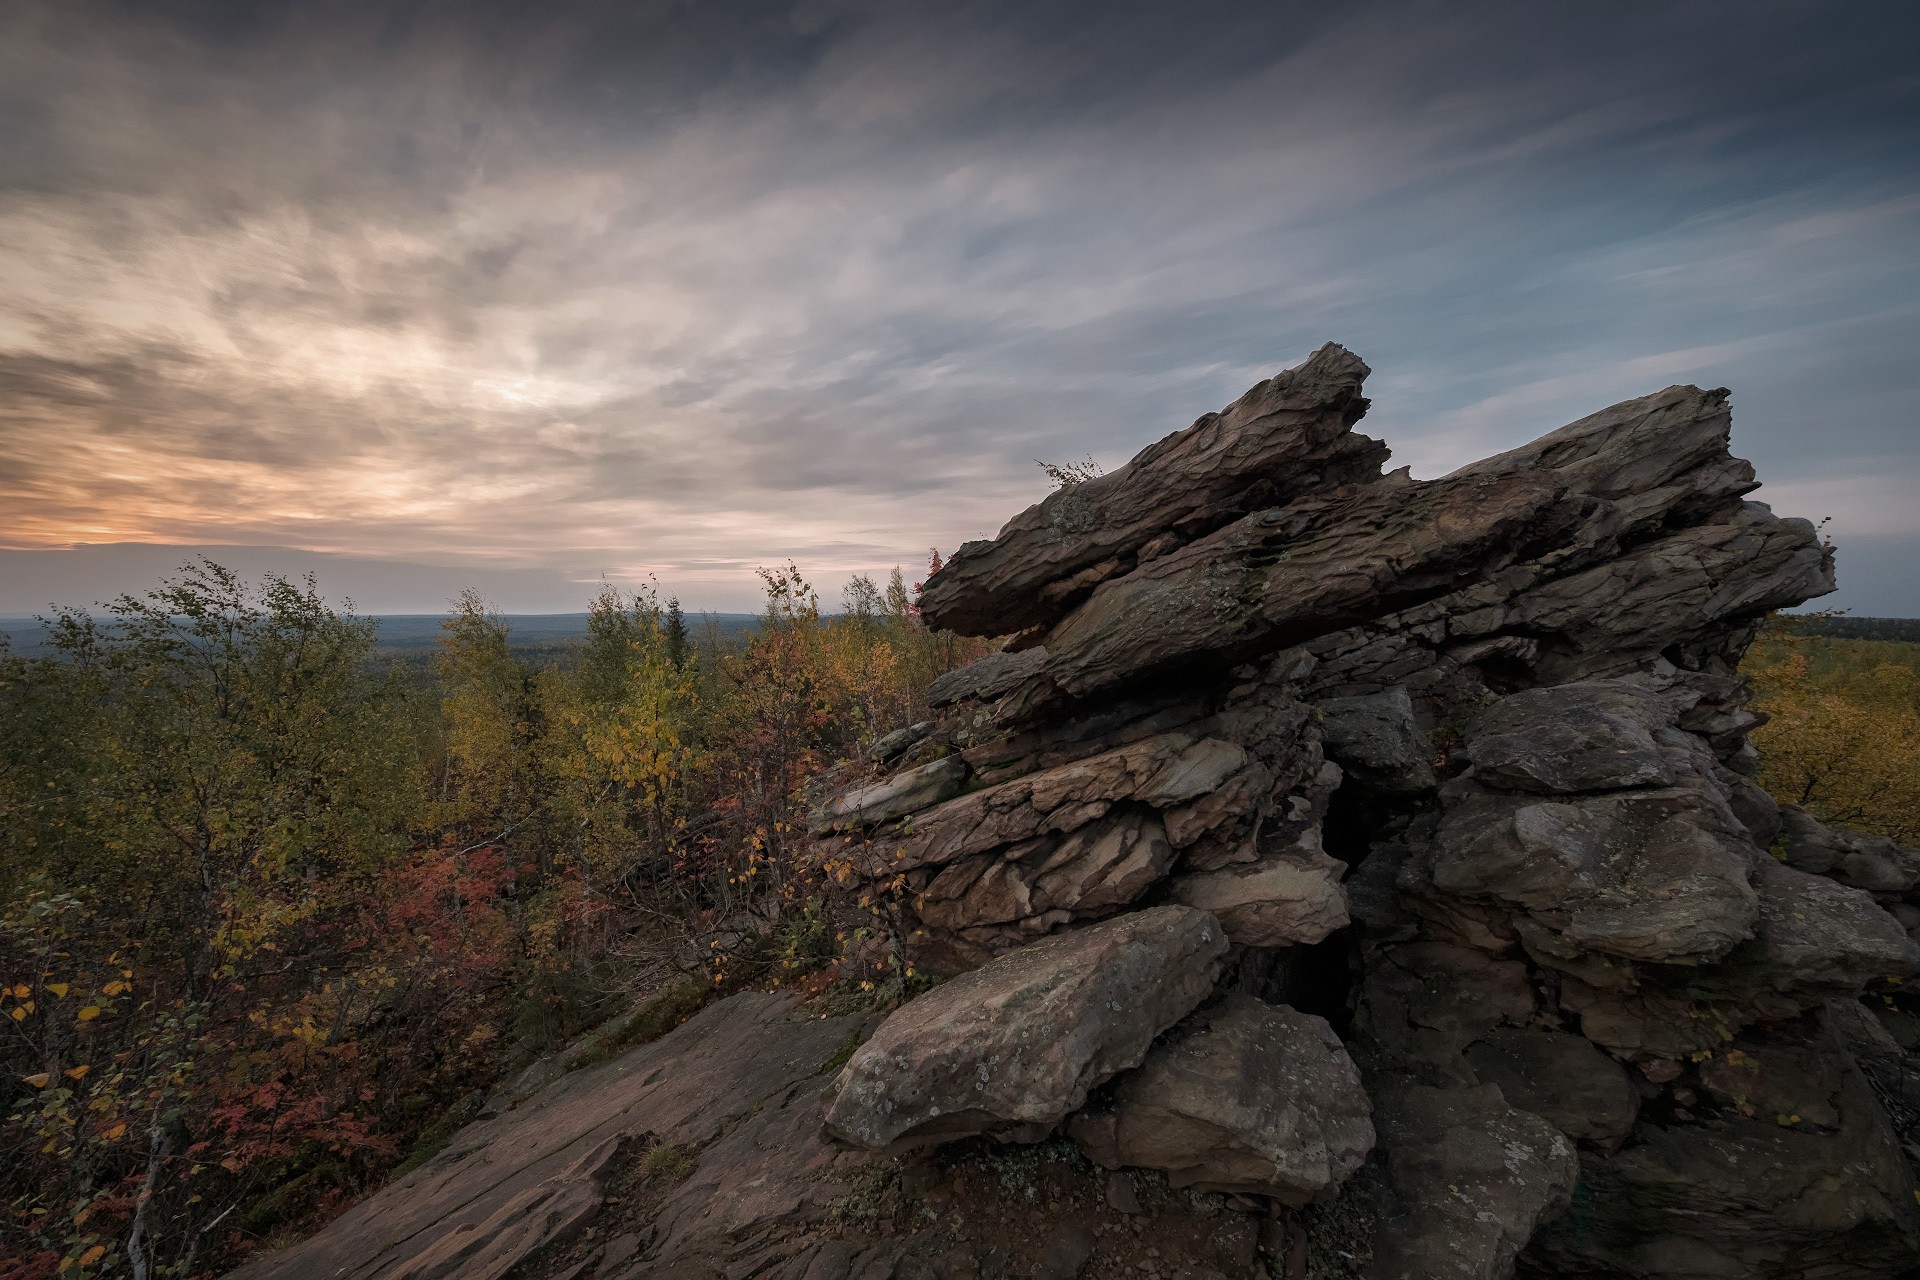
left=1036, top=455, right=1103, bottom=489
left=641, top=1142, right=697, bottom=1183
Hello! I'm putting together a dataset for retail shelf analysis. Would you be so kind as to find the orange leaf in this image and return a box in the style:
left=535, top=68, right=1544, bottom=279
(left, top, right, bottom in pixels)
left=101, top=1122, right=127, bottom=1141
left=22, top=1072, right=50, bottom=1088
left=64, top=1064, right=90, bottom=1080
left=76, top=1006, right=101, bottom=1022
left=78, top=1245, right=106, bottom=1267
left=45, top=983, right=69, bottom=998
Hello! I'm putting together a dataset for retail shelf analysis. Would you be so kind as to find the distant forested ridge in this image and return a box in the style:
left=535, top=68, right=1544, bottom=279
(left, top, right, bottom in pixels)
left=1781, top=615, right=1920, bottom=643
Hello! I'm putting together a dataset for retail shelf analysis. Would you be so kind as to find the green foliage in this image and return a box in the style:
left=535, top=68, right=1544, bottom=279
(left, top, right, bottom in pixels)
left=640, top=1141, right=696, bottom=1183
left=1779, top=615, right=1920, bottom=644
left=0, top=554, right=981, bottom=1276
left=570, top=979, right=710, bottom=1070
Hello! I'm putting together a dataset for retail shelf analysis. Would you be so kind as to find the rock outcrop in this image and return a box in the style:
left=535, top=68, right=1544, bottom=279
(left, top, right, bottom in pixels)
left=809, top=345, right=1920, bottom=1278
left=231, top=344, right=1920, bottom=1280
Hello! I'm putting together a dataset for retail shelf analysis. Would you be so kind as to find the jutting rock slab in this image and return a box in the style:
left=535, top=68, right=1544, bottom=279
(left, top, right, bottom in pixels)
left=823, top=905, right=1229, bottom=1150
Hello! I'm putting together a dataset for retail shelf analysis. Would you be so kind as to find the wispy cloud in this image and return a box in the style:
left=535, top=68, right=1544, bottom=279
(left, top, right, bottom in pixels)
left=1, top=0, right=1915, bottom=611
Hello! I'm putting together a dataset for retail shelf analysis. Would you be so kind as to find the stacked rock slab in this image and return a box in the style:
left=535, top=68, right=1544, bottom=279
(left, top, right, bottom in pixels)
left=817, top=343, right=1920, bottom=1277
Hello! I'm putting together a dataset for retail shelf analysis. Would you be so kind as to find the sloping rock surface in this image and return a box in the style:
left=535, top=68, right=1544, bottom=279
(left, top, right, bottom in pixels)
left=226, top=993, right=865, bottom=1280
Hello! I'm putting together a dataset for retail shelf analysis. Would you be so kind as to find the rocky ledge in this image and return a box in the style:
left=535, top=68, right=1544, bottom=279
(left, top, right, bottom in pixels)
left=228, top=345, right=1920, bottom=1280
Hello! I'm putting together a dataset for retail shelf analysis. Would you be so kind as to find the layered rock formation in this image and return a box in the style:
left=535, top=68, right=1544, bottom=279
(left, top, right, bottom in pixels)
left=815, top=344, right=1920, bottom=1278
left=230, top=345, right=1920, bottom=1280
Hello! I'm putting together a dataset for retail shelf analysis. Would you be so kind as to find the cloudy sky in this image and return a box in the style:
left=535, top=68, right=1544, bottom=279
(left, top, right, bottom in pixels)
left=2, top=0, right=1916, bottom=615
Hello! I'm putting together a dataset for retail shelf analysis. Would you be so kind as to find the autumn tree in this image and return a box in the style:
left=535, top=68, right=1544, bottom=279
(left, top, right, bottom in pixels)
left=1746, top=627, right=1920, bottom=843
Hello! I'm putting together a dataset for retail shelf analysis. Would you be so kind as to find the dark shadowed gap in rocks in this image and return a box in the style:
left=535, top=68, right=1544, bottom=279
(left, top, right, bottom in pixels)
left=1473, top=644, right=1539, bottom=694
left=1216, top=773, right=1399, bottom=1032
left=1232, top=933, right=1359, bottom=1035
left=1321, top=777, right=1385, bottom=874
left=1233, top=778, right=1406, bottom=1035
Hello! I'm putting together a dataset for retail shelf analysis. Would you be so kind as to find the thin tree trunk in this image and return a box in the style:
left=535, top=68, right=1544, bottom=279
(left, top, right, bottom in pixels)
left=126, top=1116, right=173, bottom=1280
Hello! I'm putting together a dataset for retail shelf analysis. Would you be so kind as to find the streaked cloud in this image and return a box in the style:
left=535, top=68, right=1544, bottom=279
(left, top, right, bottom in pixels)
left=1, top=0, right=1914, bottom=612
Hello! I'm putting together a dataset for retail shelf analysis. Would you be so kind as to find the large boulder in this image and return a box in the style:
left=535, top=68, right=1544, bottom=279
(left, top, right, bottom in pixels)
left=1369, top=1084, right=1579, bottom=1280
left=1778, top=804, right=1920, bottom=893
left=1068, top=994, right=1374, bottom=1203
left=1461, top=1028, right=1638, bottom=1149
left=823, top=905, right=1230, bottom=1150
left=1524, top=1012, right=1920, bottom=1278
left=1431, top=781, right=1761, bottom=965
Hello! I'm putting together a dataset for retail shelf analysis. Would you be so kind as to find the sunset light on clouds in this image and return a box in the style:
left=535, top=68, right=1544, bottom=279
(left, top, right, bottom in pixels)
left=2, top=0, right=1916, bottom=613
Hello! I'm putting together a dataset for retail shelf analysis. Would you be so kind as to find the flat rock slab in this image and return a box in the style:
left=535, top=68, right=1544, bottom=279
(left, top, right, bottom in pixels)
left=1168, top=848, right=1349, bottom=947
left=224, top=991, right=865, bottom=1280
left=1464, top=680, right=1681, bottom=794
left=808, top=754, right=969, bottom=834
left=824, top=905, right=1229, bottom=1150
left=1069, top=994, right=1373, bottom=1203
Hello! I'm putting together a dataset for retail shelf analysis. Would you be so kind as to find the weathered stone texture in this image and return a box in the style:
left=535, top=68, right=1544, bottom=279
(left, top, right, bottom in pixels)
left=1068, top=995, right=1373, bottom=1203
left=823, top=905, right=1229, bottom=1150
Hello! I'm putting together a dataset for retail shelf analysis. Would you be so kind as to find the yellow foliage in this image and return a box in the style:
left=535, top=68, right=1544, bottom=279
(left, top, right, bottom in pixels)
left=1745, top=630, right=1920, bottom=843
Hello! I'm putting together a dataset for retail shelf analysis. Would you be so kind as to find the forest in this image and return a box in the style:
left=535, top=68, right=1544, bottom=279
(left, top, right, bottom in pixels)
left=0, top=561, right=1914, bottom=1278
left=0, top=558, right=986, bottom=1278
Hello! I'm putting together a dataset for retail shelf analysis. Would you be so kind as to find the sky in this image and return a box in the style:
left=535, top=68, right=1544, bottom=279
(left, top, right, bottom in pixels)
left=1, top=0, right=1916, bottom=615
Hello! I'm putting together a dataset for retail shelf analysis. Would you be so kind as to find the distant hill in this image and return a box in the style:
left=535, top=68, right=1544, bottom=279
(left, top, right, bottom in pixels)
left=0, top=612, right=763, bottom=659
left=355, top=613, right=763, bottom=651
left=1781, top=615, right=1920, bottom=643
left=0, top=543, right=627, bottom=615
